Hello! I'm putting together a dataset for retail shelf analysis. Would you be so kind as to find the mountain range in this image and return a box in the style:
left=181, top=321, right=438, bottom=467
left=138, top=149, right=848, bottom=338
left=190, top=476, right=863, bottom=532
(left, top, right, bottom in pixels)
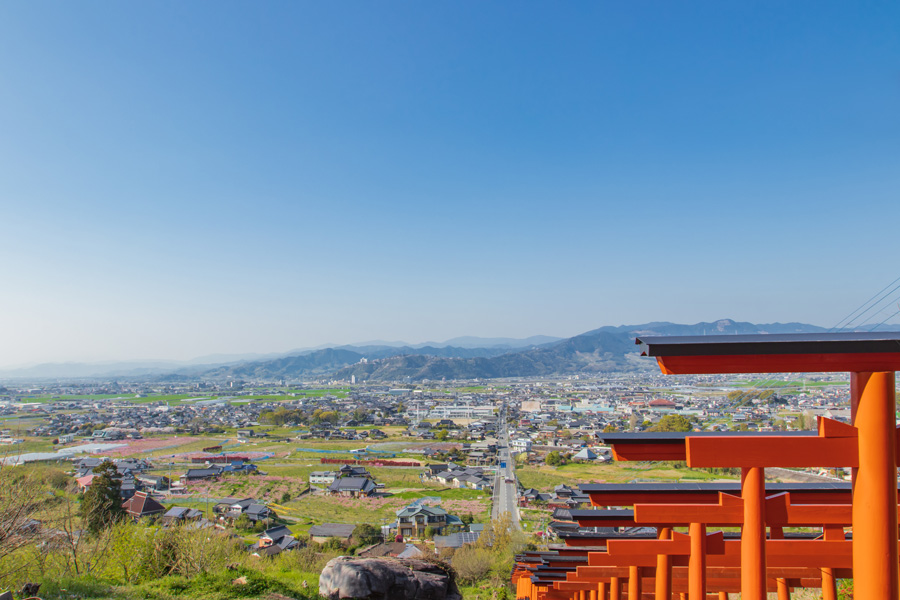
left=6, top=319, right=894, bottom=382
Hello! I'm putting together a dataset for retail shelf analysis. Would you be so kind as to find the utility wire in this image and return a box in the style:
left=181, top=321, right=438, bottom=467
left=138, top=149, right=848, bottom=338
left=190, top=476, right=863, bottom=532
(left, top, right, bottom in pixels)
left=725, top=275, right=900, bottom=417
left=830, top=276, right=900, bottom=332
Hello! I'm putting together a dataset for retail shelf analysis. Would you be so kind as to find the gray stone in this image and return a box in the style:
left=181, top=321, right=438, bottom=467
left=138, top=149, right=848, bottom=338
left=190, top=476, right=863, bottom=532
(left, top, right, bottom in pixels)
left=319, top=556, right=461, bottom=600
left=0, top=590, right=13, bottom=600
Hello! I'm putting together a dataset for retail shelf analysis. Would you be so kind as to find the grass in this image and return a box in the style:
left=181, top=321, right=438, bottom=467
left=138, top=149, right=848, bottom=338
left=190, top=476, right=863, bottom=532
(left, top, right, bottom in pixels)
left=516, top=461, right=740, bottom=491
left=279, top=494, right=409, bottom=527
left=35, top=568, right=323, bottom=600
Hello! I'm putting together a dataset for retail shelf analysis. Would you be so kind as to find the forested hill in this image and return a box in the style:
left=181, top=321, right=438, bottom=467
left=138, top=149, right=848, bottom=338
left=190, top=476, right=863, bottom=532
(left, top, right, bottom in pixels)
left=199, top=319, right=828, bottom=382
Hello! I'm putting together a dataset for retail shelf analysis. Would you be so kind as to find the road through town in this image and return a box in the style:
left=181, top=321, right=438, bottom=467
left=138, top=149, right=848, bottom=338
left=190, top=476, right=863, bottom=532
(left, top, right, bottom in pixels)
left=491, top=404, right=520, bottom=528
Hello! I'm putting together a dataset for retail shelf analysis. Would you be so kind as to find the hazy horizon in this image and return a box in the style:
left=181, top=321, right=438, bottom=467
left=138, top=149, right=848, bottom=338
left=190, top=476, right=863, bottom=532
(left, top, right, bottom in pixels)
left=2, top=2, right=899, bottom=367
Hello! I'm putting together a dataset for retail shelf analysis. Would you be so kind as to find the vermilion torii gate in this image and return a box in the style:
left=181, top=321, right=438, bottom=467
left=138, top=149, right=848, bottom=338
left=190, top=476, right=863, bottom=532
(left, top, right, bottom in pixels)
left=635, top=332, right=900, bottom=600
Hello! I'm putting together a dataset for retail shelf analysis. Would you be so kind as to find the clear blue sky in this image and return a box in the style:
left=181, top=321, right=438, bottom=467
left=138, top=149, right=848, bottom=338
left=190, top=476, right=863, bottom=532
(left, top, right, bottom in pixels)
left=1, top=2, right=898, bottom=366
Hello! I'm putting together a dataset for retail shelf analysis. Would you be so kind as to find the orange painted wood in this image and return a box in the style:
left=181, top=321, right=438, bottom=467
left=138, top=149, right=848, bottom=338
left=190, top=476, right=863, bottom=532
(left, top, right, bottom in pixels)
left=570, top=566, right=852, bottom=580
left=582, top=539, right=852, bottom=570
left=606, top=531, right=724, bottom=558
left=572, top=515, right=640, bottom=527
left=850, top=371, right=899, bottom=600
left=685, top=435, right=858, bottom=468
left=612, top=444, right=687, bottom=461
left=587, top=491, right=724, bottom=507
left=633, top=493, right=743, bottom=525
left=764, top=493, right=860, bottom=525
left=655, top=353, right=900, bottom=374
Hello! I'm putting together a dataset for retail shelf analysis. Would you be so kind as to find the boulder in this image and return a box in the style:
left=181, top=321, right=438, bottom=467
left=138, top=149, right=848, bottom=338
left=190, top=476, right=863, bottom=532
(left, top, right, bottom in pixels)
left=319, top=556, right=461, bottom=600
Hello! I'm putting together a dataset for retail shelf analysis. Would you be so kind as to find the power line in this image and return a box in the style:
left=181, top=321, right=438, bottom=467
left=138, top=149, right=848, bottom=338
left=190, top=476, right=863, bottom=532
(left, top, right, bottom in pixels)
left=830, top=275, right=900, bottom=332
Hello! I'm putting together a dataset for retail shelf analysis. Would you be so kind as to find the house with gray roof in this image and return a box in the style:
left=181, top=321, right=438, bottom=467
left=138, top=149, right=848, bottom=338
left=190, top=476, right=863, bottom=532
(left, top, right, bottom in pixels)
left=309, top=523, right=356, bottom=543
left=328, top=476, right=376, bottom=498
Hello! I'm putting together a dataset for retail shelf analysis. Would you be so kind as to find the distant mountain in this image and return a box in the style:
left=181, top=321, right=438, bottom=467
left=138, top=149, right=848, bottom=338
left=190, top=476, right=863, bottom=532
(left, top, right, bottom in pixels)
left=195, top=344, right=517, bottom=380
left=199, top=348, right=366, bottom=380
left=437, top=335, right=563, bottom=349
left=0, top=360, right=187, bottom=380
left=0, top=335, right=550, bottom=380
left=6, top=320, right=896, bottom=382
left=332, top=329, right=638, bottom=382
left=583, top=319, right=828, bottom=338
left=329, top=319, right=837, bottom=382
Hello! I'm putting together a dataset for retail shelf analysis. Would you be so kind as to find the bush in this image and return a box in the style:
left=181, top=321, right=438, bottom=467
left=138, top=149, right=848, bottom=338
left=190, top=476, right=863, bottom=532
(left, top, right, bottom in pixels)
left=452, top=545, right=494, bottom=584
left=352, top=523, right=382, bottom=546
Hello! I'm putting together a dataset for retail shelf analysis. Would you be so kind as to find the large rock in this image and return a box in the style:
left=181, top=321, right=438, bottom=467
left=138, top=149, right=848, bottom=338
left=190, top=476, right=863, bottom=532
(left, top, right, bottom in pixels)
left=319, top=556, right=461, bottom=600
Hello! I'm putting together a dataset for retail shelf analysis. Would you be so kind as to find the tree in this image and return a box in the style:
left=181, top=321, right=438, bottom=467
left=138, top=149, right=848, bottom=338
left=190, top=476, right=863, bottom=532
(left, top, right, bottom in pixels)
left=423, top=525, right=435, bottom=539
left=452, top=545, right=494, bottom=584
left=650, top=415, right=693, bottom=432
left=603, top=424, right=617, bottom=433
left=352, top=523, right=382, bottom=546
left=0, top=463, right=46, bottom=582
left=545, top=451, right=568, bottom=467
left=81, top=460, right=124, bottom=534
left=628, top=414, right=640, bottom=431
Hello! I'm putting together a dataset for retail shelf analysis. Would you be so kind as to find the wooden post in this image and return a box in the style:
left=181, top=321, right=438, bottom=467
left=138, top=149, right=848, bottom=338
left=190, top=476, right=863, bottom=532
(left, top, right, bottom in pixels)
left=741, top=466, right=766, bottom=600
left=688, top=522, right=706, bottom=600
left=656, top=527, right=672, bottom=600
left=610, top=577, right=620, bottom=600
left=770, top=526, right=790, bottom=600
left=821, top=568, right=837, bottom=600
left=851, top=371, right=899, bottom=600
left=628, top=565, right=641, bottom=600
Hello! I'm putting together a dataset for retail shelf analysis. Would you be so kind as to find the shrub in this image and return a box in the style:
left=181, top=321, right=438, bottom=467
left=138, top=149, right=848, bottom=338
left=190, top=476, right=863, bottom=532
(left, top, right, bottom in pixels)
left=452, top=545, right=493, bottom=584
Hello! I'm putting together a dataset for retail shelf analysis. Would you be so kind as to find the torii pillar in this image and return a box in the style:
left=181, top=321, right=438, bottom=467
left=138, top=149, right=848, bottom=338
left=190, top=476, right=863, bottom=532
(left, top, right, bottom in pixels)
left=851, top=371, right=898, bottom=600
left=636, top=332, right=900, bottom=600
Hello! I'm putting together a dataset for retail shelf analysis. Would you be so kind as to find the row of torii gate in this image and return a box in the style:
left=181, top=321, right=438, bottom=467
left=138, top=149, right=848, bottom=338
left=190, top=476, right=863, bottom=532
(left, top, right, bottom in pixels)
left=512, top=333, right=900, bottom=600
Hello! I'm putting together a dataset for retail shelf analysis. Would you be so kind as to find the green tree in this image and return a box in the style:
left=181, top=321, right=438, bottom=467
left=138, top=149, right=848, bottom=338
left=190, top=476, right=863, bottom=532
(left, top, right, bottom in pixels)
left=545, top=451, right=568, bottom=467
left=650, top=415, right=693, bottom=432
left=81, top=460, right=124, bottom=534
left=352, top=523, right=382, bottom=546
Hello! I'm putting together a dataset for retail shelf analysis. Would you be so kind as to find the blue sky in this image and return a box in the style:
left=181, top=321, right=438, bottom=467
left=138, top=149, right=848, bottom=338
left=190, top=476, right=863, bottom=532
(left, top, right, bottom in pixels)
left=1, top=2, right=898, bottom=365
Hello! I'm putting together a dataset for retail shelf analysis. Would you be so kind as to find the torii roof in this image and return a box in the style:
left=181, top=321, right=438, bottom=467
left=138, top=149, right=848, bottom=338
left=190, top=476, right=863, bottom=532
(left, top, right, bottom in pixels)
left=636, top=332, right=900, bottom=374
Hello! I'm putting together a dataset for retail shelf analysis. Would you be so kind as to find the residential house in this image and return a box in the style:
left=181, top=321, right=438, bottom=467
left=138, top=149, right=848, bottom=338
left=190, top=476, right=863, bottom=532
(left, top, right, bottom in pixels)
left=328, top=477, right=376, bottom=498
left=162, top=506, right=204, bottom=526
left=182, top=467, right=223, bottom=481
left=433, top=531, right=481, bottom=551
left=122, top=491, right=166, bottom=520
left=250, top=525, right=299, bottom=557
left=309, top=523, right=356, bottom=544
left=395, top=505, right=461, bottom=539
left=309, top=471, right=338, bottom=485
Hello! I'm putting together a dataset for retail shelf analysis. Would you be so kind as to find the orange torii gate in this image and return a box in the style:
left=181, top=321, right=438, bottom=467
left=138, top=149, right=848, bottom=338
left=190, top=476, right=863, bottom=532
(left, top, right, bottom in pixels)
left=543, top=483, right=866, bottom=599
left=567, top=489, right=874, bottom=600
left=633, top=332, right=900, bottom=600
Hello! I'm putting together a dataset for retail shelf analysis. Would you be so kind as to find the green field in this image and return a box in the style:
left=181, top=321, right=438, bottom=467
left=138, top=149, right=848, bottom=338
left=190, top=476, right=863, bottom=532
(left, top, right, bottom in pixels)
left=516, top=461, right=739, bottom=490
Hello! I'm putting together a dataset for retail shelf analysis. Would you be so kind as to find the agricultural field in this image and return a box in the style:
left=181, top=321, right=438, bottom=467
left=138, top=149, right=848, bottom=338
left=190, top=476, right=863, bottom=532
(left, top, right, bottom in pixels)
left=516, top=460, right=740, bottom=490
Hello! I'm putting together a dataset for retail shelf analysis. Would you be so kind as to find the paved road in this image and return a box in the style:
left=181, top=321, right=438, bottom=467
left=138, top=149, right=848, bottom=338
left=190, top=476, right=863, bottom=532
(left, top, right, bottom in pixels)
left=491, top=404, right=521, bottom=528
